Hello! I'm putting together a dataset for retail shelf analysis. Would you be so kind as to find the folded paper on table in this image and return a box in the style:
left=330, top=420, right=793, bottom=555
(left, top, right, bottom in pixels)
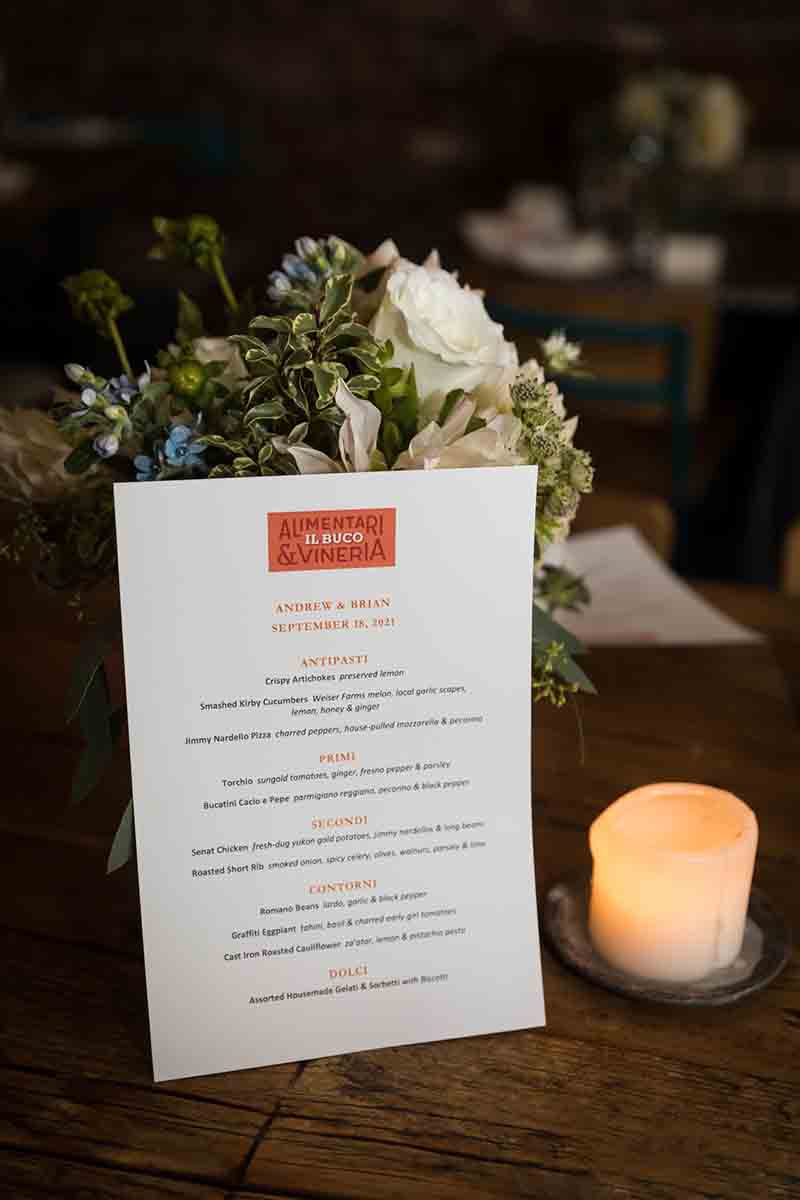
left=554, top=526, right=761, bottom=646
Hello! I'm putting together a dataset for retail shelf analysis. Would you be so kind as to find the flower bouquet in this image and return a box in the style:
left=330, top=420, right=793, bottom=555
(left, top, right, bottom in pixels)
left=0, top=217, right=595, bottom=869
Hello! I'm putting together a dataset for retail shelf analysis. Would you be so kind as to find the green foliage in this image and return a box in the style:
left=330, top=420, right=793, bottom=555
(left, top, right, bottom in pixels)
left=533, top=602, right=596, bottom=698
left=149, top=214, right=225, bottom=272
left=62, top=270, right=134, bottom=336
left=71, top=668, right=112, bottom=804
left=65, top=613, right=122, bottom=723
left=176, top=291, right=205, bottom=343
left=43, top=220, right=600, bottom=724
left=208, top=271, right=391, bottom=475
left=537, top=564, right=591, bottom=614
left=107, top=799, right=134, bottom=873
left=150, top=215, right=239, bottom=313
left=512, top=367, right=594, bottom=555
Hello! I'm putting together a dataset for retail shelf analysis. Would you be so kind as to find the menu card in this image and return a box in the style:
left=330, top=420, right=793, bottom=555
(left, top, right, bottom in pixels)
left=115, top=467, right=544, bottom=1081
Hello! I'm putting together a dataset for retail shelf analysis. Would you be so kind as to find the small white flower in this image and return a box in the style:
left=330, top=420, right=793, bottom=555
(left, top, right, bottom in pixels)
left=541, top=331, right=581, bottom=373
left=80, top=387, right=98, bottom=408
left=65, top=363, right=86, bottom=383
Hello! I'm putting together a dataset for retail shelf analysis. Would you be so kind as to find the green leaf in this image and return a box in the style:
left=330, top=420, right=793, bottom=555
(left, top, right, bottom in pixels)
left=343, top=347, right=382, bottom=372
left=258, top=443, right=274, bottom=470
left=347, top=374, right=381, bottom=393
left=438, top=389, right=464, bottom=426
left=63, top=440, right=98, bottom=476
left=250, top=315, right=291, bottom=333
left=320, top=273, right=352, bottom=325
left=310, top=363, right=337, bottom=406
left=243, top=376, right=278, bottom=402
left=107, top=800, right=134, bottom=873
left=209, top=464, right=233, bottom=478
left=232, top=456, right=257, bottom=473
left=326, top=321, right=372, bottom=342
left=71, top=664, right=114, bottom=805
left=288, top=421, right=309, bottom=445
left=229, top=333, right=269, bottom=353
left=533, top=603, right=587, bottom=656
left=381, top=420, right=402, bottom=465
left=284, top=348, right=312, bottom=370
left=176, top=290, right=205, bottom=341
left=244, top=400, right=286, bottom=425
left=553, top=652, right=597, bottom=695
left=380, top=366, right=405, bottom=389
left=65, top=616, right=121, bottom=724
left=293, top=312, right=316, bottom=335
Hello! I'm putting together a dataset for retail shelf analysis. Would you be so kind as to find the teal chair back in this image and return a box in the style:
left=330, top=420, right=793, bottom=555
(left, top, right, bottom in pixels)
left=487, top=302, right=692, bottom=511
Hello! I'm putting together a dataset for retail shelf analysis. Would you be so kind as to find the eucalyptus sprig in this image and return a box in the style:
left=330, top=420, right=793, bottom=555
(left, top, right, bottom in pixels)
left=149, top=214, right=239, bottom=314
left=62, top=270, right=134, bottom=377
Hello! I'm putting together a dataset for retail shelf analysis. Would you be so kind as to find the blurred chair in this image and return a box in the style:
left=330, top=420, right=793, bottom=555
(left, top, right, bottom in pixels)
left=781, top=519, right=800, bottom=596
left=573, top=488, right=676, bottom=562
left=488, top=302, right=692, bottom=509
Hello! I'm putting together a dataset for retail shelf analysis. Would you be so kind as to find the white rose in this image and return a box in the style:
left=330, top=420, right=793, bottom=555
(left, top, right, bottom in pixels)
left=192, top=337, right=247, bottom=389
left=370, top=254, right=517, bottom=402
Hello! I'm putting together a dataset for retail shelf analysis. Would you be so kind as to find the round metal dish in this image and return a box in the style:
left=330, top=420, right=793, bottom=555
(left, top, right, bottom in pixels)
left=542, top=870, right=792, bottom=1006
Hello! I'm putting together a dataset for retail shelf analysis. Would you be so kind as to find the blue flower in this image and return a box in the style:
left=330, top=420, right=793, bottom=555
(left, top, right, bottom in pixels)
left=134, top=454, right=156, bottom=481
left=107, top=374, right=139, bottom=404
left=281, top=253, right=317, bottom=286
left=164, top=425, right=207, bottom=471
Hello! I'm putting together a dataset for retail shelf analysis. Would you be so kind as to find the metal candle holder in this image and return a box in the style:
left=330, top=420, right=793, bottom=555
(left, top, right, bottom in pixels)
left=543, top=869, right=792, bottom=1006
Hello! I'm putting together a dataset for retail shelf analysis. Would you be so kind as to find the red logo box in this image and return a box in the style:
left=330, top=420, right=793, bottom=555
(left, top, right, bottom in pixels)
left=268, top=508, right=396, bottom=572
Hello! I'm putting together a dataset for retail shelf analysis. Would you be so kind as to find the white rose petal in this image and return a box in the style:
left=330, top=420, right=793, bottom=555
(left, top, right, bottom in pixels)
left=370, top=255, right=517, bottom=401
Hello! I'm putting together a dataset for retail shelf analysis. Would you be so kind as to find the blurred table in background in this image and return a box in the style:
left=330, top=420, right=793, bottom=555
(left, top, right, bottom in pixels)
left=463, top=255, right=720, bottom=422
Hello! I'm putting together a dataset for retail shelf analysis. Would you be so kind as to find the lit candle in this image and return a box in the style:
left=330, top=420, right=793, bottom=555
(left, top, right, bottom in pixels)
left=589, top=783, right=758, bottom=983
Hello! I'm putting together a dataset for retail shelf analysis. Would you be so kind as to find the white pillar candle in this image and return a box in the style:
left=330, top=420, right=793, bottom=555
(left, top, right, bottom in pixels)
left=589, top=783, right=758, bottom=983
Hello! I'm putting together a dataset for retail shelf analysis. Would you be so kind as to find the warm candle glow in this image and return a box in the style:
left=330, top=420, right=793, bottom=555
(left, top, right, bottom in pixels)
left=589, top=783, right=758, bottom=983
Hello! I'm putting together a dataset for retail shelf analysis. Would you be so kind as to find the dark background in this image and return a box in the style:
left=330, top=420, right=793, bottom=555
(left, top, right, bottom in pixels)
left=3, top=1, right=800, bottom=581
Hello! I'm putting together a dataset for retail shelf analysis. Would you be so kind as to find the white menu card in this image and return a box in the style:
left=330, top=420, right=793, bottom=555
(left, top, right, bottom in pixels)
left=115, top=467, right=544, bottom=1081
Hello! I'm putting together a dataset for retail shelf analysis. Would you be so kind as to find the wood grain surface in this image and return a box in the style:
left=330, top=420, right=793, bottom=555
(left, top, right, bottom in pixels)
left=1, top=559, right=798, bottom=1199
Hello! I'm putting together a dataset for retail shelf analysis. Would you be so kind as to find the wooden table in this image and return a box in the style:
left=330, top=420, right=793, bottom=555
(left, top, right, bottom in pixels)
left=1, top=563, right=799, bottom=1199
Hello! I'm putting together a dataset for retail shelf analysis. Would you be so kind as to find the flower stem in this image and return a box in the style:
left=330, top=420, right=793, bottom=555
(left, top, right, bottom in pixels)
left=108, top=318, right=133, bottom=378
left=212, top=252, right=239, bottom=314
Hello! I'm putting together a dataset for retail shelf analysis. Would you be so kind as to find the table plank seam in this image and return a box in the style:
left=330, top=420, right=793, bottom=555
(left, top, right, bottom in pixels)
left=230, top=1063, right=308, bottom=1197
left=255, top=1113, right=593, bottom=1180
left=0, top=1146, right=233, bottom=1199
left=0, top=1142, right=240, bottom=1193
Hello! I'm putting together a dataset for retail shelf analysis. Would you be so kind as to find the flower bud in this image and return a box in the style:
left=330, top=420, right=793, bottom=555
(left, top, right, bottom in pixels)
left=93, top=433, right=119, bottom=459
left=295, top=236, right=321, bottom=260
left=65, top=363, right=85, bottom=383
